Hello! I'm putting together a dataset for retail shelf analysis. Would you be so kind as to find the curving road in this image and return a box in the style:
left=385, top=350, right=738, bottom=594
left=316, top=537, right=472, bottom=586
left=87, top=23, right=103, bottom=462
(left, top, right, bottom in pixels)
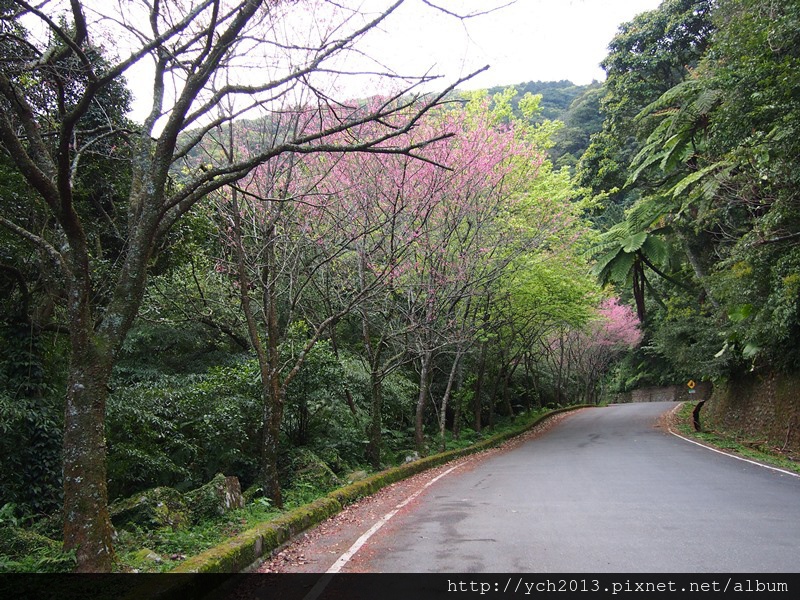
left=341, top=402, right=800, bottom=573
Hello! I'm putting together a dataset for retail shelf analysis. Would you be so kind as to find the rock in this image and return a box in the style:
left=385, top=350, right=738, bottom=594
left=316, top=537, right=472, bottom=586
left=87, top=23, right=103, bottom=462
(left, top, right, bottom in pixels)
left=345, top=470, right=369, bottom=484
left=110, top=486, right=189, bottom=531
left=130, top=548, right=163, bottom=564
left=185, top=473, right=245, bottom=522
left=0, top=524, right=60, bottom=557
left=291, top=449, right=340, bottom=492
left=404, top=451, right=421, bottom=463
left=242, top=485, right=263, bottom=505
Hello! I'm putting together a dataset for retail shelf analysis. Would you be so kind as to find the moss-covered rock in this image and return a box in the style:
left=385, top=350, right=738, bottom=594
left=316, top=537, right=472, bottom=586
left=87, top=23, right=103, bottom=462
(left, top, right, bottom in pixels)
left=0, top=524, right=60, bottom=557
left=130, top=548, right=163, bottom=564
left=344, top=470, right=369, bottom=484
left=290, top=448, right=340, bottom=491
left=110, top=486, right=189, bottom=531
left=185, top=474, right=244, bottom=523
left=242, top=485, right=263, bottom=505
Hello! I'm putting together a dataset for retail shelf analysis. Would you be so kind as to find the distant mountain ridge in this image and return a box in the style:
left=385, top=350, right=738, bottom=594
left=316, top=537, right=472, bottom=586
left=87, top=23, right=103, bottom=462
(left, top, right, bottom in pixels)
left=485, top=79, right=605, bottom=170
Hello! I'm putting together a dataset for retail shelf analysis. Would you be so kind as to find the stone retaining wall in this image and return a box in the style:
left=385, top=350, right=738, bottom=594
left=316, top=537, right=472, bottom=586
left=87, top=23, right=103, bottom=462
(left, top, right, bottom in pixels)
left=702, top=371, right=800, bottom=455
left=611, top=381, right=712, bottom=404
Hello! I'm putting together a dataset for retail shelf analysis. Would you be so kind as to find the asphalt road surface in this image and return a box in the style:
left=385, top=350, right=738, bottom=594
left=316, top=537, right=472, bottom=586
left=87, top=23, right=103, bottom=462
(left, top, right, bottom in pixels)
left=339, top=402, right=800, bottom=573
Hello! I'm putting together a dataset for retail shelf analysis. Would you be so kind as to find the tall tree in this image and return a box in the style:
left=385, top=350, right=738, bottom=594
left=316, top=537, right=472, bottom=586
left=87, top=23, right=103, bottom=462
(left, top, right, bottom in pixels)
left=614, top=0, right=800, bottom=374
left=0, top=0, right=490, bottom=571
left=577, top=0, right=715, bottom=210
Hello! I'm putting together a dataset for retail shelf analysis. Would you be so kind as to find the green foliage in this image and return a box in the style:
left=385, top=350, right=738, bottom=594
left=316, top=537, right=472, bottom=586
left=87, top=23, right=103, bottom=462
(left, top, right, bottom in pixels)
left=550, top=84, right=605, bottom=171
left=710, top=246, right=800, bottom=371
left=0, top=325, right=64, bottom=515
left=330, top=352, right=419, bottom=462
left=649, top=302, right=734, bottom=380
left=107, top=335, right=419, bottom=501
left=595, top=0, right=800, bottom=379
left=281, top=336, right=345, bottom=447
left=485, top=80, right=596, bottom=123
left=0, top=505, right=76, bottom=573
left=106, top=359, right=262, bottom=499
left=578, top=0, right=715, bottom=211
left=478, top=80, right=603, bottom=170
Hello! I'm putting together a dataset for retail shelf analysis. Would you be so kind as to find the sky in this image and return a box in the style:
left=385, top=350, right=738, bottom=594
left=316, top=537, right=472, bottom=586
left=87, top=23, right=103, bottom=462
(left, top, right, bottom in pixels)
left=109, top=0, right=665, bottom=122
left=358, top=0, right=664, bottom=90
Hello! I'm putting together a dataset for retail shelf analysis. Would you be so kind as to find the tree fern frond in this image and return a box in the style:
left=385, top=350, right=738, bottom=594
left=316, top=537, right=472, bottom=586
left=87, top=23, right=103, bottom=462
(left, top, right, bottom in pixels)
left=609, top=251, right=635, bottom=284
left=641, top=235, right=669, bottom=266
left=621, top=232, right=648, bottom=253
left=590, top=246, right=623, bottom=280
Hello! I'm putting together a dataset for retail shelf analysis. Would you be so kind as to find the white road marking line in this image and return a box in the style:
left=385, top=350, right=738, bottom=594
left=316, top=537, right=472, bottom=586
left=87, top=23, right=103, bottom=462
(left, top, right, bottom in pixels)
left=301, top=464, right=461, bottom=600
left=668, top=406, right=800, bottom=478
left=327, top=464, right=461, bottom=574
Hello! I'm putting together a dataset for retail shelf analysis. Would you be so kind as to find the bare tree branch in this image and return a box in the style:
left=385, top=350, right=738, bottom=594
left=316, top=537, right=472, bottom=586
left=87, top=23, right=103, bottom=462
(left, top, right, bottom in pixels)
left=421, top=0, right=517, bottom=20
left=0, top=214, right=67, bottom=274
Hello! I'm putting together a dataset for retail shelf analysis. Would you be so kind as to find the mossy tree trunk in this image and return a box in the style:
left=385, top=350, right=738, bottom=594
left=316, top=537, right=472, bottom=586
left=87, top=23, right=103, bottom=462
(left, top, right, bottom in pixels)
left=60, top=211, right=151, bottom=571
left=62, top=322, right=116, bottom=571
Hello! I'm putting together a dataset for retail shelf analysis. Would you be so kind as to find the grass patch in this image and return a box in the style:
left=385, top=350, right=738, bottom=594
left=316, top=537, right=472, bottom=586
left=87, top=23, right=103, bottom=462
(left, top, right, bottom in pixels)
left=672, top=402, right=800, bottom=475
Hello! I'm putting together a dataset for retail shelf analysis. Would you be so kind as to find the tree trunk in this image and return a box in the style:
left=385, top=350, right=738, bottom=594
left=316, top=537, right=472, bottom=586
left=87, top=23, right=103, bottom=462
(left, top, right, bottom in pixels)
left=501, top=367, right=514, bottom=418
left=555, top=332, right=566, bottom=405
left=473, top=340, right=487, bottom=433
left=367, top=373, right=383, bottom=469
left=632, top=258, right=647, bottom=322
left=452, top=360, right=465, bottom=440
left=414, top=350, right=433, bottom=452
left=62, top=353, right=115, bottom=572
left=362, top=297, right=384, bottom=469
left=62, top=267, right=116, bottom=571
left=523, top=355, right=536, bottom=411
left=229, top=190, right=284, bottom=506
left=327, top=326, right=358, bottom=416
left=260, top=377, right=284, bottom=507
left=261, top=222, right=284, bottom=508
left=488, top=368, right=502, bottom=429
left=438, top=349, right=465, bottom=452
left=678, top=229, right=720, bottom=308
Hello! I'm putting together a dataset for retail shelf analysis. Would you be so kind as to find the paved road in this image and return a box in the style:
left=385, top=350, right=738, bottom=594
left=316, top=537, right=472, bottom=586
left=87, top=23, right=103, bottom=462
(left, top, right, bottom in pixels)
left=342, top=402, right=800, bottom=573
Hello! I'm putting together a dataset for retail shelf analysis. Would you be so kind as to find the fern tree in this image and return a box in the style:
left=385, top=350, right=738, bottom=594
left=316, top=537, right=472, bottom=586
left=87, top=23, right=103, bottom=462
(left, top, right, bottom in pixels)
left=590, top=223, right=671, bottom=322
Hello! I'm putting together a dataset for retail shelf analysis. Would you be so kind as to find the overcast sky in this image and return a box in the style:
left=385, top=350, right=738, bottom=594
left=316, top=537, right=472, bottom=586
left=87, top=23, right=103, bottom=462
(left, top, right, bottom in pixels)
left=117, top=0, right=664, bottom=121
left=361, top=0, right=663, bottom=89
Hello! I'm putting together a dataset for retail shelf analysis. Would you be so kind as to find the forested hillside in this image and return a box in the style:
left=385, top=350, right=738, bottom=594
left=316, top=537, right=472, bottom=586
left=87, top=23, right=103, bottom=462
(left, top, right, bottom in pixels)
left=485, top=80, right=605, bottom=170
left=1, top=0, right=797, bottom=573
left=580, top=0, right=800, bottom=389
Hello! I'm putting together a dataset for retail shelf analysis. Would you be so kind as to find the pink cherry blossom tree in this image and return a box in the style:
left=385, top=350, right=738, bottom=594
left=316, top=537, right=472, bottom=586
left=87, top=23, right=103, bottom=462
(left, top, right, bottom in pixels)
left=544, top=297, right=642, bottom=405
left=216, top=98, right=462, bottom=501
